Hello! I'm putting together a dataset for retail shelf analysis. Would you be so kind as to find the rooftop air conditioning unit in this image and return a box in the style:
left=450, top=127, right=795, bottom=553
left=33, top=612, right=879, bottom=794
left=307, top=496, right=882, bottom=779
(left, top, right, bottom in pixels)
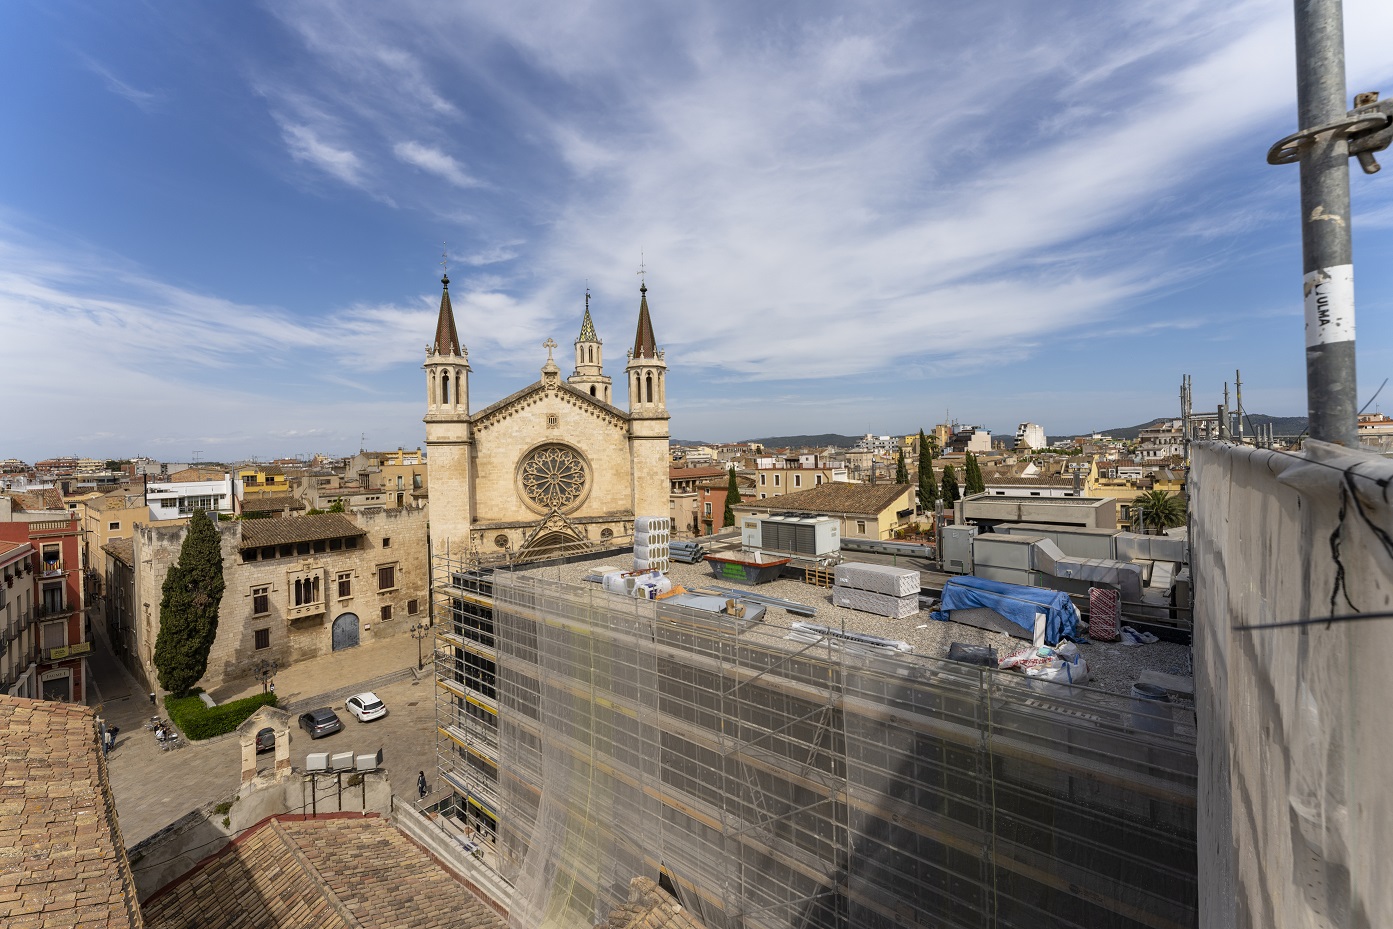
left=748, top=515, right=840, bottom=557
left=355, top=749, right=383, bottom=772
left=330, top=751, right=355, bottom=772
left=306, top=752, right=329, bottom=772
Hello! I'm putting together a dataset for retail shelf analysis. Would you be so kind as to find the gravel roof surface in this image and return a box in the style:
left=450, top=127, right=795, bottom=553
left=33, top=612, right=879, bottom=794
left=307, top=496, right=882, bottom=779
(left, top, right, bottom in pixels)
left=522, top=555, right=1194, bottom=707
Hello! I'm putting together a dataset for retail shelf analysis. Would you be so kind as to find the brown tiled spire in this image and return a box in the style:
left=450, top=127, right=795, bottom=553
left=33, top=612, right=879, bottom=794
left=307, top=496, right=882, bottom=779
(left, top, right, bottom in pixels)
left=432, top=274, right=462, bottom=356
left=632, top=283, right=657, bottom=358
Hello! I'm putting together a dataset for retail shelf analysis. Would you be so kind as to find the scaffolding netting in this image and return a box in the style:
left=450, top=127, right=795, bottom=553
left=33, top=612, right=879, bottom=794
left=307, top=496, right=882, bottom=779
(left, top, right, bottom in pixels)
left=441, top=568, right=1197, bottom=929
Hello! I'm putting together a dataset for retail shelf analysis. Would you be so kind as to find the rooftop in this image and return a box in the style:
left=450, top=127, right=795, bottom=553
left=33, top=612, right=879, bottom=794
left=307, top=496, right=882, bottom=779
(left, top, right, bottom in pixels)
left=521, top=552, right=1192, bottom=707
left=238, top=493, right=306, bottom=515
left=239, top=513, right=365, bottom=550
left=141, top=814, right=503, bottom=929
left=103, top=538, right=135, bottom=565
left=733, top=482, right=914, bottom=516
left=0, top=695, right=144, bottom=928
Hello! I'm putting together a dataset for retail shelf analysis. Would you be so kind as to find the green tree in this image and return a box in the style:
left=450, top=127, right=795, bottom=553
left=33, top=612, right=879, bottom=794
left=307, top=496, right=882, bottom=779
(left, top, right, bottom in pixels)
left=328, top=499, right=346, bottom=513
left=1134, top=489, right=1185, bottom=534
left=964, top=452, right=987, bottom=495
left=940, top=464, right=961, bottom=505
left=152, top=510, right=225, bottom=696
left=895, top=447, right=909, bottom=484
left=723, top=468, right=742, bottom=528
left=917, top=430, right=938, bottom=511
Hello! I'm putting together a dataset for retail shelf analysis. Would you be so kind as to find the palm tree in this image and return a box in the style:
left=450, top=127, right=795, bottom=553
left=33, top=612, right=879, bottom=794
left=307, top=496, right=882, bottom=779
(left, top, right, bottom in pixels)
left=1134, top=489, right=1185, bottom=534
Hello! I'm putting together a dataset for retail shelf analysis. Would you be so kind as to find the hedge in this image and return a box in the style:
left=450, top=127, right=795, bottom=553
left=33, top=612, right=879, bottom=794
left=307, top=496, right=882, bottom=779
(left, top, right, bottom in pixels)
left=165, top=691, right=278, bottom=741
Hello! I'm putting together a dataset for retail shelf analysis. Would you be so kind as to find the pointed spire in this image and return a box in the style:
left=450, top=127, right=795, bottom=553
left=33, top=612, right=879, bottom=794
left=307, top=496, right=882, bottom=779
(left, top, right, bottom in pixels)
left=632, top=281, right=657, bottom=359
left=432, top=273, right=462, bottom=356
left=578, top=289, right=598, bottom=343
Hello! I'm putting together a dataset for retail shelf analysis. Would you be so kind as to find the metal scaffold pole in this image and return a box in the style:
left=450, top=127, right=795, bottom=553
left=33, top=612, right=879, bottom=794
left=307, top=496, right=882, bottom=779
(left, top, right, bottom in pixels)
left=1293, top=0, right=1357, bottom=446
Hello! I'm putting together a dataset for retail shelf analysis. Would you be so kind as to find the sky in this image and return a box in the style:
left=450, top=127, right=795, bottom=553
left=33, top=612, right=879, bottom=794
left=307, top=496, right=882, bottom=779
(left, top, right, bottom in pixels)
left=2, top=0, right=1393, bottom=461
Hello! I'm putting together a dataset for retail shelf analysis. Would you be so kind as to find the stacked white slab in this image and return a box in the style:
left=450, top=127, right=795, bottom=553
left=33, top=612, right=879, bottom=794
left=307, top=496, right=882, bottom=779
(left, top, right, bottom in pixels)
left=832, top=562, right=920, bottom=618
left=634, top=516, right=671, bottom=572
left=833, top=563, right=920, bottom=597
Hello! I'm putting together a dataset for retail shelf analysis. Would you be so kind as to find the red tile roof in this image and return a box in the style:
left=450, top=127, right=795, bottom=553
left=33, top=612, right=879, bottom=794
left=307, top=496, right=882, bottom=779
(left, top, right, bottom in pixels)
left=0, top=696, right=144, bottom=928
left=733, top=482, right=915, bottom=517
left=141, top=814, right=502, bottom=929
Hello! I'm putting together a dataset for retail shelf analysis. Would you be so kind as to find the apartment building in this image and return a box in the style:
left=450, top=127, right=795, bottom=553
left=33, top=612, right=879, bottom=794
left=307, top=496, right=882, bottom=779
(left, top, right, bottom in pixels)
left=0, top=517, right=88, bottom=702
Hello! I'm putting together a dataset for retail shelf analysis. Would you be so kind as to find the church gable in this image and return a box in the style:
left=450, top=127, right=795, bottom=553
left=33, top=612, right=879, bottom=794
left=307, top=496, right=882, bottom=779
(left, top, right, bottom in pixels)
left=472, top=379, right=628, bottom=434
left=469, top=379, right=635, bottom=527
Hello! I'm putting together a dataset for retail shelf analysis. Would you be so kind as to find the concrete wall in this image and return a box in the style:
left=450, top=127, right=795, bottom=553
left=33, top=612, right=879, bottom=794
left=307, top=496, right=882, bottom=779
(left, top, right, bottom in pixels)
left=1191, top=440, right=1393, bottom=928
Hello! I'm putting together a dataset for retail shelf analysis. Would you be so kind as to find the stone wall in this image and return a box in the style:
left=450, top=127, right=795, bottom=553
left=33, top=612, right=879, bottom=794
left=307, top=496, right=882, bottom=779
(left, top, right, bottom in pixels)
left=133, top=507, right=429, bottom=696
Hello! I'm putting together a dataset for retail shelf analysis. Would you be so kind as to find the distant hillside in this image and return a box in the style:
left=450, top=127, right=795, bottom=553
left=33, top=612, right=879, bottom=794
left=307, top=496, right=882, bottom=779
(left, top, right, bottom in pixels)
left=1052, top=414, right=1308, bottom=443
left=672, top=434, right=862, bottom=449
left=738, top=434, right=863, bottom=449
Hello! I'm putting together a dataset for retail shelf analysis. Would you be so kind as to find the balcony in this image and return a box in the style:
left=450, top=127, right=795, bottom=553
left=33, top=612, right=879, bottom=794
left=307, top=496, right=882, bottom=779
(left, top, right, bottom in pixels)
left=40, top=560, right=65, bottom=578
left=36, top=601, right=72, bottom=619
left=286, top=601, right=326, bottom=621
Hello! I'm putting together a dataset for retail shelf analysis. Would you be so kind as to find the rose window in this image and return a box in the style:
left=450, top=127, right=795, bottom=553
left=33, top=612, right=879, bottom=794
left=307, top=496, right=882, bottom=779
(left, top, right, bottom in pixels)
left=519, top=445, right=587, bottom=511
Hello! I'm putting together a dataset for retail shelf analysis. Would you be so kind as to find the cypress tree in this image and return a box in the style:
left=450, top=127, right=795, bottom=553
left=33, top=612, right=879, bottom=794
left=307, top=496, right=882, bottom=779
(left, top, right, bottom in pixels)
left=723, top=468, right=742, bottom=528
left=152, top=510, right=226, bottom=696
left=895, top=447, right=908, bottom=484
left=964, top=452, right=987, bottom=495
left=917, top=430, right=938, bottom=510
left=940, top=464, right=961, bottom=505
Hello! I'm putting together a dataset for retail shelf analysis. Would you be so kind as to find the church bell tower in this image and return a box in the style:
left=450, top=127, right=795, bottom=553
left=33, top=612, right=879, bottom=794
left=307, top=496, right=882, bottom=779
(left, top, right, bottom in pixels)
left=567, top=289, right=612, bottom=403
left=626, top=277, right=669, bottom=518
left=423, top=272, right=474, bottom=555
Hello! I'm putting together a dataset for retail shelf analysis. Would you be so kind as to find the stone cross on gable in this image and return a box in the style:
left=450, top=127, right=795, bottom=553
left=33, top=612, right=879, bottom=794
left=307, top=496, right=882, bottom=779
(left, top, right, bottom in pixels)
left=543, top=338, right=557, bottom=361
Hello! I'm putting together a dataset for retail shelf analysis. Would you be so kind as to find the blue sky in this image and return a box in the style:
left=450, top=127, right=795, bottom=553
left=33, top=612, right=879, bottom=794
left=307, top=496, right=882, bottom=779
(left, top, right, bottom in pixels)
left=3, top=1, right=1392, bottom=461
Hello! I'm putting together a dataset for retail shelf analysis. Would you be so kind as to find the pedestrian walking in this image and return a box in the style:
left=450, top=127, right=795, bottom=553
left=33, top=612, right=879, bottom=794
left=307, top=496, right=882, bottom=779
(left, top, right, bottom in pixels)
left=417, top=770, right=428, bottom=800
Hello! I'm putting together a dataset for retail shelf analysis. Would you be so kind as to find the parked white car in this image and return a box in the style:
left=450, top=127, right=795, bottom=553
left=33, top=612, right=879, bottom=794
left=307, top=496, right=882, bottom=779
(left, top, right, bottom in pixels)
left=345, top=692, right=388, bottom=722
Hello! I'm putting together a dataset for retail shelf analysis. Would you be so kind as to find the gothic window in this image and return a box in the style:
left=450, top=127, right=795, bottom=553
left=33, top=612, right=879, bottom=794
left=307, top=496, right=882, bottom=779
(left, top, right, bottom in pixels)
left=588, top=346, right=594, bottom=363
left=590, top=386, right=596, bottom=397
left=518, top=444, right=588, bottom=512
left=645, top=373, right=653, bottom=403
left=441, top=372, right=451, bottom=405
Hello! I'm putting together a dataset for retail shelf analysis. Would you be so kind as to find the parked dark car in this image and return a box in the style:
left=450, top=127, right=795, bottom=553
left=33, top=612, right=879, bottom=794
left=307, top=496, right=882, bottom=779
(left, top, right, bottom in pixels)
left=298, top=707, right=343, bottom=739
left=255, top=727, right=276, bottom=754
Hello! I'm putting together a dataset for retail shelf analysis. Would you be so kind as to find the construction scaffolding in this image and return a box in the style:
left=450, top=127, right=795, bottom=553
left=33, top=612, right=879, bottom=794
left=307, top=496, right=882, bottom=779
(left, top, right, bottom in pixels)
left=432, top=556, right=1197, bottom=929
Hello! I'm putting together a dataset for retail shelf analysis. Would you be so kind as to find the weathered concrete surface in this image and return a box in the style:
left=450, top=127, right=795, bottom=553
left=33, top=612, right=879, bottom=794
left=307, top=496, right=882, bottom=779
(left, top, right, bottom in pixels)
left=1191, top=440, right=1393, bottom=928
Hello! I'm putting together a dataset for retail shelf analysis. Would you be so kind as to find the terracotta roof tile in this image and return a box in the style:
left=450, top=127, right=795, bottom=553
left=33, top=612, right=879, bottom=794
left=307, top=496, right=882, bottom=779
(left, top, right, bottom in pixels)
left=102, top=539, right=135, bottom=566
left=734, top=482, right=915, bottom=517
left=433, top=275, right=462, bottom=356
left=632, top=285, right=657, bottom=358
left=238, top=514, right=365, bottom=550
left=600, top=878, right=704, bottom=929
left=238, top=494, right=306, bottom=515
left=0, top=696, right=144, bottom=928
left=142, top=815, right=503, bottom=929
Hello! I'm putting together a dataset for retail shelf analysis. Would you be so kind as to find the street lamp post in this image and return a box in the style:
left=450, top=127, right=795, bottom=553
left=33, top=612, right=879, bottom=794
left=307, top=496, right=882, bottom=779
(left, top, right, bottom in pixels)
left=252, top=658, right=278, bottom=695
left=410, top=622, right=430, bottom=671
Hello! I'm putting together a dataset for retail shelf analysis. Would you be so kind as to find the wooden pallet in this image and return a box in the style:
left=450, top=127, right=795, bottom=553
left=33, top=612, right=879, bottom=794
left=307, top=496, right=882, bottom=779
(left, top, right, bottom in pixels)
left=805, top=566, right=834, bottom=588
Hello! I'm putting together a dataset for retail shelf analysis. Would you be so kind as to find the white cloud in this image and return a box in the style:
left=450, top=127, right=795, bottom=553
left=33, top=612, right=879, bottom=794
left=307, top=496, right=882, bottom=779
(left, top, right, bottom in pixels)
left=393, top=141, right=481, bottom=188
left=278, top=121, right=366, bottom=187
left=80, top=55, right=162, bottom=111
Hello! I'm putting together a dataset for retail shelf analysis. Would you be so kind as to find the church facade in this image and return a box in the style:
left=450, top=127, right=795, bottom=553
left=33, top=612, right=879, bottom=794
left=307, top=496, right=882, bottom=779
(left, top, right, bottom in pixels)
left=424, top=276, right=669, bottom=563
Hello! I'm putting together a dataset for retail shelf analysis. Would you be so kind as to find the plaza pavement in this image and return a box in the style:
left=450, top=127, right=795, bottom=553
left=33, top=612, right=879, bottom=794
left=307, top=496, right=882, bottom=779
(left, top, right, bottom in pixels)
left=89, top=624, right=446, bottom=846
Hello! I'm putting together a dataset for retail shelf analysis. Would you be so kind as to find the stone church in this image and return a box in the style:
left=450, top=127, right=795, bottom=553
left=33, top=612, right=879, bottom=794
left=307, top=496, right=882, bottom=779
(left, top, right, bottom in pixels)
left=424, top=274, right=669, bottom=563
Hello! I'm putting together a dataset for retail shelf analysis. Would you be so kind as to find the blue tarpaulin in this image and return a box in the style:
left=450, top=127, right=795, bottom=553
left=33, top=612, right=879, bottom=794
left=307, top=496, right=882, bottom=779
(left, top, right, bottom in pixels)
left=932, top=575, right=1080, bottom=645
